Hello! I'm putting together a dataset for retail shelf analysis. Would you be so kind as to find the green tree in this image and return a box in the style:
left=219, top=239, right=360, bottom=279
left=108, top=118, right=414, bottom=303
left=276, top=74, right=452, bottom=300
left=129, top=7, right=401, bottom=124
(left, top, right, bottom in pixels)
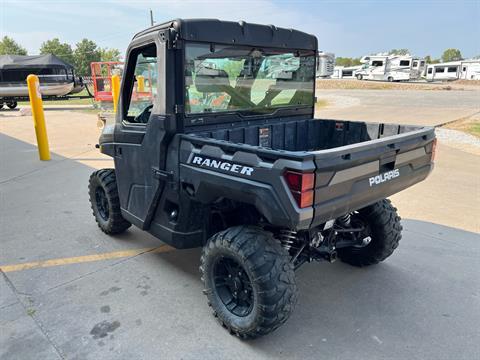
left=441, top=48, right=462, bottom=62
left=424, top=55, right=440, bottom=64
left=74, top=39, right=101, bottom=76
left=39, top=38, right=74, bottom=65
left=0, top=36, right=27, bottom=55
left=335, top=57, right=361, bottom=67
left=100, top=47, right=121, bottom=62
left=388, top=49, right=410, bottom=56
left=351, top=58, right=361, bottom=66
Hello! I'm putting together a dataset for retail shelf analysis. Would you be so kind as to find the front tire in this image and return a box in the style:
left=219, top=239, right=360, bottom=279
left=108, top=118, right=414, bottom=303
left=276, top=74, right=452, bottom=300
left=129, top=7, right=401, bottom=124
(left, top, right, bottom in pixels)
left=88, top=169, right=131, bottom=234
left=356, top=74, right=363, bottom=80
left=200, top=226, right=298, bottom=339
left=338, top=199, right=402, bottom=267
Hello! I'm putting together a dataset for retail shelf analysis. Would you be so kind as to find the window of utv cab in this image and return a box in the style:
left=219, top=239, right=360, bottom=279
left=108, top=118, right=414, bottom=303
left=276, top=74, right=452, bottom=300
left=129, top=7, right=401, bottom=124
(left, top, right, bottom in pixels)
left=124, top=43, right=157, bottom=124
left=184, top=43, right=315, bottom=115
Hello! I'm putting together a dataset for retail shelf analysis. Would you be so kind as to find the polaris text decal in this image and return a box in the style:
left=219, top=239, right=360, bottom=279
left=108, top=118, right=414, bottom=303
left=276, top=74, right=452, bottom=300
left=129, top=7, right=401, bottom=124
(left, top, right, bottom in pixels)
left=190, top=155, right=254, bottom=176
left=369, top=169, right=400, bottom=187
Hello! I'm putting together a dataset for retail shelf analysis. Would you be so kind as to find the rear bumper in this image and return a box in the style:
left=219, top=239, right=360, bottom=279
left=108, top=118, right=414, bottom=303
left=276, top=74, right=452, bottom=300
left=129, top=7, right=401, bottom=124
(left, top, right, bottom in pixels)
left=309, top=125, right=436, bottom=227
left=311, top=161, right=433, bottom=227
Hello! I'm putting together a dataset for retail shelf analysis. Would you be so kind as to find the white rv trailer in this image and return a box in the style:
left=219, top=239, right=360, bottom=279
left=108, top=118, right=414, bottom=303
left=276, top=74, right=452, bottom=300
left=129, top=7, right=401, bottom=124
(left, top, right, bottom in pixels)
left=459, top=60, right=480, bottom=80
left=332, top=65, right=362, bottom=79
left=316, top=52, right=335, bottom=78
left=355, top=54, right=423, bottom=81
left=426, top=59, right=480, bottom=81
left=425, top=61, right=461, bottom=81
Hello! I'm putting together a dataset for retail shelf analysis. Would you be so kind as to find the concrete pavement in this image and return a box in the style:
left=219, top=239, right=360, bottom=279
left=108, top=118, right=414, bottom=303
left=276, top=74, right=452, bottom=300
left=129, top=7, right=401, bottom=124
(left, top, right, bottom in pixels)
left=391, top=142, right=480, bottom=233
left=2, top=217, right=479, bottom=359
left=315, top=89, right=480, bottom=126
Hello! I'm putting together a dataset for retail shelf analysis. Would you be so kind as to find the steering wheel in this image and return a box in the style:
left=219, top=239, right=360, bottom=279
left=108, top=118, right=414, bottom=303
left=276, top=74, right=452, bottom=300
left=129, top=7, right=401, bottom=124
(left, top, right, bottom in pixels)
left=134, top=104, right=153, bottom=124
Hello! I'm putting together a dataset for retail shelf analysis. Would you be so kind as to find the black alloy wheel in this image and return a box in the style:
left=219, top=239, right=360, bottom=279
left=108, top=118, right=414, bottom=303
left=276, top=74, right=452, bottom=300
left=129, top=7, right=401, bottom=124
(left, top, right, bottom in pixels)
left=213, top=256, right=254, bottom=317
left=95, top=186, right=110, bottom=221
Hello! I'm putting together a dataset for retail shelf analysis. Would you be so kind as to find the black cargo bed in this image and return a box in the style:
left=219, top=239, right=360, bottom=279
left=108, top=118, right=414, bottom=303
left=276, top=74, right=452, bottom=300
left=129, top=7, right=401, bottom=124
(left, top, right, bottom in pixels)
left=188, top=117, right=427, bottom=152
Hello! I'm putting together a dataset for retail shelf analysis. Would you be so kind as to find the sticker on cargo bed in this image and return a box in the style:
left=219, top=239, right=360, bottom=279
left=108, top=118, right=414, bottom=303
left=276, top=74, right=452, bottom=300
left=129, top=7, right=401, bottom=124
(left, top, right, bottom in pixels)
left=369, top=169, right=400, bottom=187
left=258, top=127, right=271, bottom=148
left=190, top=155, right=254, bottom=176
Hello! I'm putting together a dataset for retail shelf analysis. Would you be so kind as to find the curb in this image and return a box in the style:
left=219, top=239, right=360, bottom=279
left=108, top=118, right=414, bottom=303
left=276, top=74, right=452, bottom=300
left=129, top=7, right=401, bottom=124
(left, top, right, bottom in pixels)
left=435, top=110, right=480, bottom=128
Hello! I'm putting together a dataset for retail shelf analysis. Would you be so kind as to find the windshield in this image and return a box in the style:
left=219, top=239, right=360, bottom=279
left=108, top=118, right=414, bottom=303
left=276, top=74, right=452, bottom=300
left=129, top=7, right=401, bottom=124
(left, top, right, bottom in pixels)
left=184, top=43, right=315, bottom=115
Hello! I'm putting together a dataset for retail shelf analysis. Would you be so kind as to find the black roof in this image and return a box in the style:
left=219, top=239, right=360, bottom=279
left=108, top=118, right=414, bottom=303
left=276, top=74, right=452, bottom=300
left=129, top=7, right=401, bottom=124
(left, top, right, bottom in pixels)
left=0, top=54, right=74, bottom=70
left=134, top=18, right=317, bottom=51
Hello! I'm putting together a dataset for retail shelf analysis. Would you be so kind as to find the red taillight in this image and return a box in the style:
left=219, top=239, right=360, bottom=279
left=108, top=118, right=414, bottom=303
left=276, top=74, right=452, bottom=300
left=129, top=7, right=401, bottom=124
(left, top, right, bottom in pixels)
left=284, top=171, right=315, bottom=208
left=292, top=189, right=314, bottom=208
left=284, top=171, right=315, bottom=192
left=431, top=138, right=438, bottom=161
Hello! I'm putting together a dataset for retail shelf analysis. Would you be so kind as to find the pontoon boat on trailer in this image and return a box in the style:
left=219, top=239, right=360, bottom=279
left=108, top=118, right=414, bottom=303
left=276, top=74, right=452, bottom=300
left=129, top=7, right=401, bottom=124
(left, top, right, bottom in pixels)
left=0, top=54, right=84, bottom=99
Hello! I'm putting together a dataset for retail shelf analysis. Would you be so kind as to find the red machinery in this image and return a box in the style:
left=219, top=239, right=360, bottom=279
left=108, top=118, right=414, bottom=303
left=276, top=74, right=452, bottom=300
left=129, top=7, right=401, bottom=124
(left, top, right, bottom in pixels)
left=90, top=61, right=152, bottom=103
left=90, top=61, right=123, bottom=102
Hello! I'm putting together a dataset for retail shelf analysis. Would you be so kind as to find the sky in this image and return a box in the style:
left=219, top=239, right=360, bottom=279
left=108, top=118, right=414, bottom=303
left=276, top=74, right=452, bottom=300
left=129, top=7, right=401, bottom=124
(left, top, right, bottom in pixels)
left=1, top=0, right=479, bottom=59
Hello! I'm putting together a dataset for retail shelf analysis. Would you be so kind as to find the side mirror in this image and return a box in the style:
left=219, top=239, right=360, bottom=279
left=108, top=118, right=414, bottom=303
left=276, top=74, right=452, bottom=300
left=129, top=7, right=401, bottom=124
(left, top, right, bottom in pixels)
left=194, top=67, right=230, bottom=92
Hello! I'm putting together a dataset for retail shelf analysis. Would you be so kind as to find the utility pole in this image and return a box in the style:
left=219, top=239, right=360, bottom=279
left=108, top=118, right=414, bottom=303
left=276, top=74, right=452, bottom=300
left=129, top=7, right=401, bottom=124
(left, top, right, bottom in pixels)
left=150, top=9, right=154, bottom=27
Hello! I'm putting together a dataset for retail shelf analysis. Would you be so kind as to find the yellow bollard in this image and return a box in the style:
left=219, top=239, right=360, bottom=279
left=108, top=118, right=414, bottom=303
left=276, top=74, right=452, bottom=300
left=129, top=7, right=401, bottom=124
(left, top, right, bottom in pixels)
left=27, top=74, right=50, bottom=161
left=137, top=75, right=145, bottom=92
left=111, top=74, right=120, bottom=113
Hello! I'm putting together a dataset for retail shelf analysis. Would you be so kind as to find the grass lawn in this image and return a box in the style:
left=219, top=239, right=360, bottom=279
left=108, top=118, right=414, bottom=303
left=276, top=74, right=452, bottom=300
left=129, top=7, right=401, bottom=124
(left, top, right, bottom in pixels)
left=471, top=123, right=480, bottom=137
left=315, top=99, right=328, bottom=109
left=444, top=116, right=480, bottom=138
left=18, top=89, right=95, bottom=106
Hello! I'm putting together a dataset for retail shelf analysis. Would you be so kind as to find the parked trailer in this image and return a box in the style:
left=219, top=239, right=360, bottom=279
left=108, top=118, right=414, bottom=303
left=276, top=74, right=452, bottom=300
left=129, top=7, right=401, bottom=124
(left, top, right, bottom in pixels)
left=0, top=54, right=85, bottom=109
left=426, top=59, right=480, bottom=81
left=460, top=60, right=480, bottom=80
left=355, top=54, right=424, bottom=82
left=316, top=52, right=335, bottom=78
left=332, top=65, right=361, bottom=79
left=425, top=61, right=461, bottom=81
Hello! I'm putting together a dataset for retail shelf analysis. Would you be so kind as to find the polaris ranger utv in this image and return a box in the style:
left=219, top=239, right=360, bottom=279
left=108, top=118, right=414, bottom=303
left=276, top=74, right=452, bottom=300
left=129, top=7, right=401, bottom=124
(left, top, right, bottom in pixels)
left=88, top=19, right=436, bottom=338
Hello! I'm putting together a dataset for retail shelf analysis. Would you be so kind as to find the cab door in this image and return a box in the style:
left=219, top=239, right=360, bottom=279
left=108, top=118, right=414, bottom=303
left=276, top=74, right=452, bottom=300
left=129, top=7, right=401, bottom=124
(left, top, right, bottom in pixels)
left=113, top=37, right=167, bottom=229
left=370, top=59, right=386, bottom=80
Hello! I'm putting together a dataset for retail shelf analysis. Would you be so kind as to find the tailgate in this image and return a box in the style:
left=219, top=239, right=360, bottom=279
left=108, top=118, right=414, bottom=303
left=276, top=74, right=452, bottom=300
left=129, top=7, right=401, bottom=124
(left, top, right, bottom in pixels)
left=310, top=126, right=436, bottom=227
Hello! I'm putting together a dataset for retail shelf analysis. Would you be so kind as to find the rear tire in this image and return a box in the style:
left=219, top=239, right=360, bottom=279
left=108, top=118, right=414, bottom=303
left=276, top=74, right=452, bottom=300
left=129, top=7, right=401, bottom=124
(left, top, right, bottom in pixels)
left=6, top=101, right=17, bottom=109
left=338, top=199, right=402, bottom=267
left=387, top=76, right=394, bottom=82
left=88, top=169, right=131, bottom=234
left=200, top=226, right=298, bottom=339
